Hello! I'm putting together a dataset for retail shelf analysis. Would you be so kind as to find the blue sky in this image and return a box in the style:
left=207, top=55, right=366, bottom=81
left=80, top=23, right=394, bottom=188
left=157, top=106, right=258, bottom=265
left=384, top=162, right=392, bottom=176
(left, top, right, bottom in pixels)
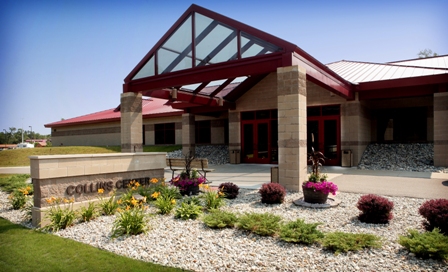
left=1, top=0, right=447, bottom=135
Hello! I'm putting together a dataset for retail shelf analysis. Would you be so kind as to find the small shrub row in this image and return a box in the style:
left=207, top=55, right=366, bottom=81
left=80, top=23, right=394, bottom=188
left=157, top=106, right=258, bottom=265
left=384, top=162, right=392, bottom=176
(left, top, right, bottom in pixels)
left=202, top=210, right=381, bottom=253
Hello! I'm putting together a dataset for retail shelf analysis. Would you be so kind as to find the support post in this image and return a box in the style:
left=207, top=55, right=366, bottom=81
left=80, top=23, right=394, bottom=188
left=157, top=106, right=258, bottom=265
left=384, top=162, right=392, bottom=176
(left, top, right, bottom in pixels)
left=182, top=113, right=195, bottom=156
left=121, top=92, right=143, bottom=152
left=434, top=92, right=448, bottom=167
left=277, top=66, right=307, bottom=191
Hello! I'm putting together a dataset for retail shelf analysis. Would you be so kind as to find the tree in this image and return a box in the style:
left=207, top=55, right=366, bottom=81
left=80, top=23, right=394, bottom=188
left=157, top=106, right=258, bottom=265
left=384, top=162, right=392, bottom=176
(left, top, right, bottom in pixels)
left=418, top=49, right=438, bottom=58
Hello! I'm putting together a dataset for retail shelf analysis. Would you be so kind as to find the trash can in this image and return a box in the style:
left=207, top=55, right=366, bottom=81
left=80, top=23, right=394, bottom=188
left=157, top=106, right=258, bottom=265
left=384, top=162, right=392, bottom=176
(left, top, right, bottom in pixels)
left=342, top=150, right=353, bottom=167
left=271, top=167, right=279, bottom=183
left=229, top=150, right=241, bottom=164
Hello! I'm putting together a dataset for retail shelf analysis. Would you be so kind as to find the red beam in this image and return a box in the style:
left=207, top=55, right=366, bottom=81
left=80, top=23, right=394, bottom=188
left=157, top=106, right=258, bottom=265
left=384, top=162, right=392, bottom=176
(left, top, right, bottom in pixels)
left=142, top=89, right=235, bottom=108
left=125, top=53, right=283, bottom=93
left=357, top=74, right=448, bottom=91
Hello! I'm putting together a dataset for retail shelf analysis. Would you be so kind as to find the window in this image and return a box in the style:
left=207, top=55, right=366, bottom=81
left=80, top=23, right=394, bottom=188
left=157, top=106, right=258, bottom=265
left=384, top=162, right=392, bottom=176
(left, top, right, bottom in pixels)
left=154, top=123, right=175, bottom=145
left=195, top=120, right=211, bottom=144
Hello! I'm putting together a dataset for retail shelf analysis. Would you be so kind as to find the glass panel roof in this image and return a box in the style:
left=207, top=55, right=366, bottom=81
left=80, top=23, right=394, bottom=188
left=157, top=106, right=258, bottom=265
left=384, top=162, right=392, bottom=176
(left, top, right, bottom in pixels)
left=132, top=12, right=283, bottom=80
left=195, top=13, right=237, bottom=66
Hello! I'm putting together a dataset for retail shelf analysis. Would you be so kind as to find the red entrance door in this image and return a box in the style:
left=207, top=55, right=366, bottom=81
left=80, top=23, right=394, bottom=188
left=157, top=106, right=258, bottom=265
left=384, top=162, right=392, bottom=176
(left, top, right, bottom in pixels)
left=307, top=114, right=340, bottom=166
left=242, top=121, right=271, bottom=163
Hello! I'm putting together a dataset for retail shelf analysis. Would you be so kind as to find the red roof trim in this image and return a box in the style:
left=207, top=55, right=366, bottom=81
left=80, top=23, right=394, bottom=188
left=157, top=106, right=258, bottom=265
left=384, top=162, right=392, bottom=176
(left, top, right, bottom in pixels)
left=357, top=73, right=448, bottom=91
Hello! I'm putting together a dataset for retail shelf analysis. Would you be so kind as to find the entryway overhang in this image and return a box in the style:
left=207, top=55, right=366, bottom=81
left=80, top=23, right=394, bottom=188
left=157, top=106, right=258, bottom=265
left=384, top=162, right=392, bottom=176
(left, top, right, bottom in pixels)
left=123, top=4, right=355, bottom=112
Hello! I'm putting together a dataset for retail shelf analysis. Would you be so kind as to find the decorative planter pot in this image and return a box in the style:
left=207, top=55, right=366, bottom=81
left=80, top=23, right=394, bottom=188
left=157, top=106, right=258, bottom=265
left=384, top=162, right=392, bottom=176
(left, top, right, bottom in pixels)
left=181, top=185, right=200, bottom=196
left=302, top=186, right=329, bottom=204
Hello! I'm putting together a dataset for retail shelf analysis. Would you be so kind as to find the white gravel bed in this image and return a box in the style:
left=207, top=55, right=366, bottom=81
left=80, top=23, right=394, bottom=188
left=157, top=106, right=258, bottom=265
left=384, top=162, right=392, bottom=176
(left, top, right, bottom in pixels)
left=1, top=189, right=446, bottom=271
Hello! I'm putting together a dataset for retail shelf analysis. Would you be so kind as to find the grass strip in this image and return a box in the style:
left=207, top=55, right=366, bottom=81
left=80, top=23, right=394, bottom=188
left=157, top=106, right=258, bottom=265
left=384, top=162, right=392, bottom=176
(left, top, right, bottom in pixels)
left=0, top=218, right=187, bottom=272
left=0, top=145, right=181, bottom=167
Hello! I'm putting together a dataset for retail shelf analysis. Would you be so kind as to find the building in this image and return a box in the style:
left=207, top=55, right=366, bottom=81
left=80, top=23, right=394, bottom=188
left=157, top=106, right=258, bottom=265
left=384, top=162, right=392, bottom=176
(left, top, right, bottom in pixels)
left=45, top=4, right=448, bottom=190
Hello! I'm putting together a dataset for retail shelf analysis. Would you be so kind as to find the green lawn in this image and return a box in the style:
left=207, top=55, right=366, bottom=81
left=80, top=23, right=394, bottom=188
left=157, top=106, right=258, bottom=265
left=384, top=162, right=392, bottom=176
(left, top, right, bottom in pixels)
left=0, top=218, right=187, bottom=272
left=0, top=145, right=181, bottom=167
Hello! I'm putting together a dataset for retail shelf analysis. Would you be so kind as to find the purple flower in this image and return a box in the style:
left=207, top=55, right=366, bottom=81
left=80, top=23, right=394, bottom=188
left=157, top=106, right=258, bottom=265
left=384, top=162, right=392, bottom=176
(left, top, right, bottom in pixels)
left=170, top=175, right=206, bottom=190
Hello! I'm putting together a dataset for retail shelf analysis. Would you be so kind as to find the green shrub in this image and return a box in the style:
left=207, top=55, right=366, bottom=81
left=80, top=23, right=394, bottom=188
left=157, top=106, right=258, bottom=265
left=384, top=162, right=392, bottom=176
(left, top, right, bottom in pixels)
left=236, top=212, right=281, bottom=236
left=202, top=209, right=238, bottom=229
left=322, top=232, right=382, bottom=254
left=398, top=228, right=448, bottom=260
left=79, top=202, right=98, bottom=222
left=258, top=183, right=286, bottom=204
left=8, top=186, right=32, bottom=210
left=175, top=202, right=203, bottom=220
left=0, top=174, right=31, bottom=193
left=154, top=195, right=176, bottom=215
left=182, top=196, right=202, bottom=206
left=201, top=189, right=226, bottom=211
left=279, top=219, right=324, bottom=244
left=42, top=197, right=77, bottom=232
left=98, top=189, right=119, bottom=215
left=111, top=207, right=149, bottom=238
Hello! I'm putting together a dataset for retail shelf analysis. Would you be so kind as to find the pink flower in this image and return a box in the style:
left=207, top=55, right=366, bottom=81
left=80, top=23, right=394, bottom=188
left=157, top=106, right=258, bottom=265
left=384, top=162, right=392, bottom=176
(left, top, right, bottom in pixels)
left=304, top=181, right=338, bottom=195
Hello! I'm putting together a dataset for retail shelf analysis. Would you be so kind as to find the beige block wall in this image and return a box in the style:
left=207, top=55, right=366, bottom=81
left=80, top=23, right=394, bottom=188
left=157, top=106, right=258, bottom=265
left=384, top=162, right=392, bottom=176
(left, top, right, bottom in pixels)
left=434, top=92, right=448, bottom=167
left=235, top=73, right=278, bottom=111
left=307, top=81, right=346, bottom=106
left=51, top=122, right=121, bottom=146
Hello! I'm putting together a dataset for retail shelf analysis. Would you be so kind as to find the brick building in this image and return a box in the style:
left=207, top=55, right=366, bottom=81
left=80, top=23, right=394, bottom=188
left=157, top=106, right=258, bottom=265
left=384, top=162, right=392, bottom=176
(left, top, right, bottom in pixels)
left=45, top=4, right=448, bottom=190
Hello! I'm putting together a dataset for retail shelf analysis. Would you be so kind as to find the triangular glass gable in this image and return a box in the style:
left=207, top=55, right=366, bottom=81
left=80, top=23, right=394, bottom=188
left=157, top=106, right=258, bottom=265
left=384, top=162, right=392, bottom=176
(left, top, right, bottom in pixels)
left=132, top=12, right=282, bottom=80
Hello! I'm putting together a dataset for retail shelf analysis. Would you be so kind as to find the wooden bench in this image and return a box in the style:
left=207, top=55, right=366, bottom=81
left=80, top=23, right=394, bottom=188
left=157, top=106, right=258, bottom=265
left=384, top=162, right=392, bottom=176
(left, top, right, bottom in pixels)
left=166, top=158, right=214, bottom=183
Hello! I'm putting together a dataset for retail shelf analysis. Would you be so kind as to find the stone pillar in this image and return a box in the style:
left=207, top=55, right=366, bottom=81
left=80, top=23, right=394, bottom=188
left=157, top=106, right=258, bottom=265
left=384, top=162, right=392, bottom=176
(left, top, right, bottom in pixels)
left=182, top=113, right=195, bottom=156
left=277, top=66, right=307, bottom=191
left=228, top=111, right=241, bottom=150
left=120, top=92, right=143, bottom=152
left=434, top=92, right=448, bottom=167
left=341, top=100, right=371, bottom=166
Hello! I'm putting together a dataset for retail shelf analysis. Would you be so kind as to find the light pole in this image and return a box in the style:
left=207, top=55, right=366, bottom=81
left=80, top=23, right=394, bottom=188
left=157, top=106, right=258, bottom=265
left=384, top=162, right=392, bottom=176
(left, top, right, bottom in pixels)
left=29, top=126, right=33, bottom=142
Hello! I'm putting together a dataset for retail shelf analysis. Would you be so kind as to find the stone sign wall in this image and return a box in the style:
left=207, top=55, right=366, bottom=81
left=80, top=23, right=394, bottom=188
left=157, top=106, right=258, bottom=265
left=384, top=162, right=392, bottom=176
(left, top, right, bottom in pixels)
left=30, top=152, right=166, bottom=227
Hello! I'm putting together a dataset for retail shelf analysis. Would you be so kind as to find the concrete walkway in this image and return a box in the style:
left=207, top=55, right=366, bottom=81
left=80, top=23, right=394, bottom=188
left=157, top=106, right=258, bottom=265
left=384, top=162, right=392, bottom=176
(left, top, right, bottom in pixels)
left=2, top=165, right=447, bottom=199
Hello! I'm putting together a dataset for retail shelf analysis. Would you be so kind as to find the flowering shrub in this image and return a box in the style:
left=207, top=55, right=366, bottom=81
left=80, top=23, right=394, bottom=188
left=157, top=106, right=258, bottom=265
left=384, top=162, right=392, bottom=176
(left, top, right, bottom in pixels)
left=418, top=199, right=448, bottom=234
left=200, top=184, right=226, bottom=210
left=111, top=206, right=149, bottom=238
left=170, top=170, right=206, bottom=192
left=8, top=186, right=32, bottom=210
left=98, top=189, right=119, bottom=215
left=303, top=181, right=338, bottom=195
left=43, top=196, right=77, bottom=231
left=303, top=146, right=338, bottom=196
left=356, top=194, right=394, bottom=224
left=259, top=183, right=286, bottom=204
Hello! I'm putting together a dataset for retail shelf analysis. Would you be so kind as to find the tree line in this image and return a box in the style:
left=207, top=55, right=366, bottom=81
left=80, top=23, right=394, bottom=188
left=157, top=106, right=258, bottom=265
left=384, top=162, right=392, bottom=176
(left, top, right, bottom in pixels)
left=1, top=127, right=50, bottom=144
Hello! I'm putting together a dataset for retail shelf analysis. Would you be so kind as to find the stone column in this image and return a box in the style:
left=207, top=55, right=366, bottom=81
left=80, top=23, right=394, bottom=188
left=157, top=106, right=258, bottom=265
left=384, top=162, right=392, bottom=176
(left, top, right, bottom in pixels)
left=228, top=112, right=240, bottom=146
left=182, top=113, right=195, bottom=156
left=277, top=66, right=307, bottom=191
left=120, top=92, right=143, bottom=152
left=341, top=99, right=371, bottom=166
left=434, top=92, right=448, bottom=167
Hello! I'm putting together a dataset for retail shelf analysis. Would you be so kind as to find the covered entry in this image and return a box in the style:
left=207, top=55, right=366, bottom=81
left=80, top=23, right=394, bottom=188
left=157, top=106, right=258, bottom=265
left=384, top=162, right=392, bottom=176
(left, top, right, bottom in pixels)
left=122, top=4, right=354, bottom=190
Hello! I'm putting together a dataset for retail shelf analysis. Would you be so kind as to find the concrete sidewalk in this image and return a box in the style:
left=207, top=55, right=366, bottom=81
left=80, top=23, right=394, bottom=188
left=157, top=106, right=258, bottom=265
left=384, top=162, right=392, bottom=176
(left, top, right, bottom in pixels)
left=165, top=164, right=448, bottom=199
left=2, top=165, right=447, bottom=199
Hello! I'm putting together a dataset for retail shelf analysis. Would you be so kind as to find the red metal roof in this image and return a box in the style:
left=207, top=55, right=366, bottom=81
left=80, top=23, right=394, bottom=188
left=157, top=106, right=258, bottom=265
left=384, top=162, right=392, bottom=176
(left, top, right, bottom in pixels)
left=45, top=98, right=183, bottom=128
left=327, top=59, right=448, bottom=84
